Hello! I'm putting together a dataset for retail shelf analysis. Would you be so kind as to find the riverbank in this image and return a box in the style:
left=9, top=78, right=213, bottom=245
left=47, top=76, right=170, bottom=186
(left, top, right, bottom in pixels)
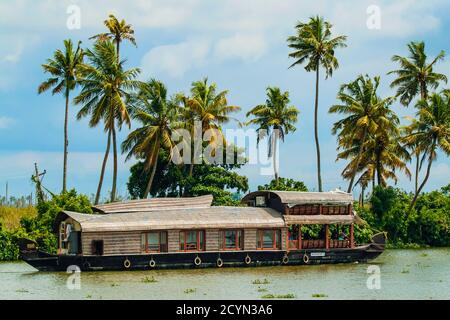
left=1, top=248, right=449, bottom=300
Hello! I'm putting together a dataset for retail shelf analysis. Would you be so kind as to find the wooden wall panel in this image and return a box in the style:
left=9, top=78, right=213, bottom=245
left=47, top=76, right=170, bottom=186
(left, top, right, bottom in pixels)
left=168, top=230, right=180, bottom=252
left=206, top=229, right=219, bottom=251
left=281, top=228, right=288, bottom=250
left=82, top=231, right=141, bottom=255
left=244, top=229, right=257, bottom=250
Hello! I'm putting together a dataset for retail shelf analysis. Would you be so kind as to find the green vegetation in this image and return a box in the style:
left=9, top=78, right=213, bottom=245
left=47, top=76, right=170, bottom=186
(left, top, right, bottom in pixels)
left=0, top=206, right=37, bottom=231
left=258, top=177, right=308, bottom=191
left=355, top=185, right=449, bottom=247
left=0, top=190, right=92, bottom=261
left=127, top=149, right=248, bottom=206
left=312, top=293, right=328, bottom=298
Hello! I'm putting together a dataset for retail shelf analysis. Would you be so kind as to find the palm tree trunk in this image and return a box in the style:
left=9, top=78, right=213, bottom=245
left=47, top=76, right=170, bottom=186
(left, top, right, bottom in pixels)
left=144, top=157, right=158, bottom=199
left=413, top=86, right=427, bottom=196
left=409, top=146, right=434, bottom=210
left=273, top=132, right=279, bottom=185
left=111, top=124, right=118, bottom=202
left=94, top=129, right=111, bottom=204
left=144, top=147, right=159, bottom=199
left=116, top=41, right=120, bottom=63
left=314, top=66, right=323, bottom=192
left=361, top=184, right=365, bottom=207
left=414, top=152, right=420, bottom=194
left=347, top=128, right=368, bottom=193
left=62, top=89, right=70, bottom=193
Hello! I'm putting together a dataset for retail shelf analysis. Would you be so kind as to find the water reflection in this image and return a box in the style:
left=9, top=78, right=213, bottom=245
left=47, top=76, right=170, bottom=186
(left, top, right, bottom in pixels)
left=1, top=248, right=449, bottom=300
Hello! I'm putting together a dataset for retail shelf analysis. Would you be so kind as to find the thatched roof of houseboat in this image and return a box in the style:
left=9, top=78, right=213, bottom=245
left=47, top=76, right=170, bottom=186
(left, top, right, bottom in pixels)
left=58, top=206, right=285, bottom=232
left=284, top=214, right=363, bottom=225
left=92, top=194, right=213, bottom=214
left=241, top=190, right=353, bottom=207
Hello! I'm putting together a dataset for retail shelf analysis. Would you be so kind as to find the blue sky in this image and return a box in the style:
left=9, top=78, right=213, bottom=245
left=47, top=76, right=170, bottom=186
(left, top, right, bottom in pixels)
left=1, top=0, right=449, bottom=200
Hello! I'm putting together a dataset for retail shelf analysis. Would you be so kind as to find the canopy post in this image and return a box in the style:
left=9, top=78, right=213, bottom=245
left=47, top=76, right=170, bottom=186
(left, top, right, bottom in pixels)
left=298, top=224, right=302, bottom=249
left=325, top=224, right=330, bottom=249
left=350, top=223, right=355, bottom=248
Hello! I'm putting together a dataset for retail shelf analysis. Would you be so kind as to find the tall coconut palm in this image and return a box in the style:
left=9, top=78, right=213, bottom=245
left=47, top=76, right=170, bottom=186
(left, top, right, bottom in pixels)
left=90, top=14, right=136, bottom=62
left=90, top=14, right=137, bottom=201
left=330, top=75, right=396, bottom=193
left=388, top=41, right=447, bottom=194
left=403, top=92, right=450, bottom=209
left=246, top=87, right=299, bottom=184
left=75, top=40, right=141, bottom=204
left=182, top=78, right=241, bottom=176
left=287, top=15, right=347, bottom=192
left=38, top=39, right=83, bottom=193
left=122, top=80, right=181, bottom=198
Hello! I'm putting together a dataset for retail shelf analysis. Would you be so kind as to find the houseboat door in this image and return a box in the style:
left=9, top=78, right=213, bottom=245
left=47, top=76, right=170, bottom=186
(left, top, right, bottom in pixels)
left=68, top=231, right=81, bottom=254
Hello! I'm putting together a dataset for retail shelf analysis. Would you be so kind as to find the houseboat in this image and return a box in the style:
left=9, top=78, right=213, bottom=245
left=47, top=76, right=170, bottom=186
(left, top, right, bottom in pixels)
left=19, top=190, right=385, bottom=271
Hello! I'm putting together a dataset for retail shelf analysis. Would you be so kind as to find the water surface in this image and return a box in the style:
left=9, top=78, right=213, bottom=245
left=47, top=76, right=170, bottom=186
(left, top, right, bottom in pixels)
left=1, top=248, right=449, bottom=300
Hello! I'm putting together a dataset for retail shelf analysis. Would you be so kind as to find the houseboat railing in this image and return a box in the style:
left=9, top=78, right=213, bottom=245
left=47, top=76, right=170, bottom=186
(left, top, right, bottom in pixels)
left=285, top=204, right=352, bottom=215
left=287, top=239, right=350, bottom=250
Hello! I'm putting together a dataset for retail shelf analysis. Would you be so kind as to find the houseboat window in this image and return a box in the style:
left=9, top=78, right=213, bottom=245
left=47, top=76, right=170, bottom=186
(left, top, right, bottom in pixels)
left=255, top=196, right=266, bottom=207
left=92, top=240, right=104, bottom=255
left=179, top=230, right=205, bottom=251
left=141, top=231, right=168, bottom=253
left=219, top=230, right=243, bottom=250
left=257, top=229, right=281, bottom=249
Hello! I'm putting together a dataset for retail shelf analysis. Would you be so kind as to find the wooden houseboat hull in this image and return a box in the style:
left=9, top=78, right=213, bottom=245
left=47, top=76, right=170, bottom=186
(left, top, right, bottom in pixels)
left=20, top=239, right=384, bottom=272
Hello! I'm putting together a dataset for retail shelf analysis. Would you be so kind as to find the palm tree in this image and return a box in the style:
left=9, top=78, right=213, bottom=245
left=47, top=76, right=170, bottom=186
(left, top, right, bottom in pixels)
left=403, top=92, right=450, bottom=209
left=90, top=14, right=137, bottom=201
left=182, top=78, right=241, bottom=176
left=388, top=41, right=447, bottom=194
left=330, top=75, right=396, bottom=193
left=287, top=15, right=347, bottom=192
left=90, top=14, right=136, bottom=62
left=38, top=39, right=83, bottom=193
left=122, top=80, right=181, bottom=198
left=246, top=87, right=299, bottom=184
left=75, top=40, right=141, bottom=204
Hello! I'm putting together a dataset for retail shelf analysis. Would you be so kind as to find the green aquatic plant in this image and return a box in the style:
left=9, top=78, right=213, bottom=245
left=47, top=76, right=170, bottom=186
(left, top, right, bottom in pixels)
left=184, top=288, right=196, bottom=294
left=261, top=293, right=295, bottom=299
left=401, top=269, right=410, bottom=274
left=252, top=278, right=270, bottom=285
left=142, top=276, right=158, bottom=283
left=312, top=293, right=328, bottom=298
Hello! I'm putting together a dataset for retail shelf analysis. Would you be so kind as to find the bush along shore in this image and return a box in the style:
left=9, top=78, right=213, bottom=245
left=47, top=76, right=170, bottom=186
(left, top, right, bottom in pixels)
left=0, top=184, right=448, bottom=261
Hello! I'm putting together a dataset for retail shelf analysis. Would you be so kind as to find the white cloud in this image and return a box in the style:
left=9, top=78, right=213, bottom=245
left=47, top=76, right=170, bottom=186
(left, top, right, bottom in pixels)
left=214, top=34, right=267, bottom=62
left=0, top=117, right=15, bottom=129
left=140, top=38, right=210, bottom=78
left=330, top=0, right=443, bottom=39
